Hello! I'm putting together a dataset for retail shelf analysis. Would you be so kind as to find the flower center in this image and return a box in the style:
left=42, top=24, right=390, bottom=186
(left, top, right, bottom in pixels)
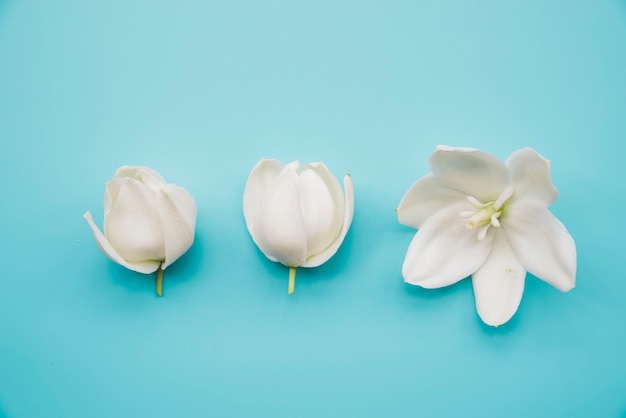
left=460, top=186, right=514, bottom=240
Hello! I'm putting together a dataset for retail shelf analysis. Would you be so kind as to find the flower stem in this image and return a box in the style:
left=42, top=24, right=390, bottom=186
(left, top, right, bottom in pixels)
left=156, top=266, right=164, bottom=297
left=288, top=267, right=296, bottom=295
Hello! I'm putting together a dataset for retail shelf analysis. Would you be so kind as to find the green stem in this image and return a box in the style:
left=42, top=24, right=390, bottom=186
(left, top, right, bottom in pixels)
left=288, top=267, right=296, bottom=295
left=156, top=266, right=163, bottom=297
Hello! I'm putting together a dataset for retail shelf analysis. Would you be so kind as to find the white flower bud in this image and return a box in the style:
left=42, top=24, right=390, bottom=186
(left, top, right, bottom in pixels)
left=84, top=166, right=196, bottom=295
left=243, top=159, right=354, bottom=293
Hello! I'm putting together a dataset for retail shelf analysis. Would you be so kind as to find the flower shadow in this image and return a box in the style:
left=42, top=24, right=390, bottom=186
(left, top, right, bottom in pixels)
left=104, top=264, right=152, bottom=295
left=402, top=276, right=470, bottom=300
left=303, top=226, right=356, bottom=282
left=160, top=233, right=206, bottom=292
left=402, top=275, right=523, bottom=334
left=104, top=234, right=205, bottom=297
left=398, top=275, right=474, bottom=325
left=250, top=226, right=356, bottom=291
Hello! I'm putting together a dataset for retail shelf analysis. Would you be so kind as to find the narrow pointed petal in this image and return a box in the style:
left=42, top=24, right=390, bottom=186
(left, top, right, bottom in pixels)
left=429, top=146, right=509, bottom=201
left=503, top=200, right=576, bottom=291
left=243, top=159, right=286, bottom=239
left=158, top=184, right=197, bottom=269
left=397, top=173, right=466, bottom=229
left=402, top=202, right=494, bottom=288
left=506, top=148, right=558, bottom=206
left=83, top=212, right=161, bottom=274
left=104, top=179, right=165, bottom=263
left=304, top=173, right=354, bottom=267
left=253, top=164, right=307, bottom=267
left=472, top=230, right=526, bottom=326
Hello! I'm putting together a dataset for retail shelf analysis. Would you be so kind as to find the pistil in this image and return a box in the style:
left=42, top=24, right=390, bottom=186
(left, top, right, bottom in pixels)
left=460, top=186, right=514, bottom=240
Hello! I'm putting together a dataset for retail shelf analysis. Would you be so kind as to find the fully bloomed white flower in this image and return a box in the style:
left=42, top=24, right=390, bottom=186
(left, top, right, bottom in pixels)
left=243, top=159, right=354, bottom=293
left=84, top=166, right=196, bottom=296
left=397, top=146, right=576, bottom=326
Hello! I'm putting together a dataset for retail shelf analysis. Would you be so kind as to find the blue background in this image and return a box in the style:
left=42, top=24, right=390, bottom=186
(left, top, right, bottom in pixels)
left=1, top=0, right=625, bottom=416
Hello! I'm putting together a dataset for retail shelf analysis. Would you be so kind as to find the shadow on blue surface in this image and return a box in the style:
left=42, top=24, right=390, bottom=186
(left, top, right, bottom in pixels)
left=160, top=233, right=206, bottom=287
left=403, top=273, right=523, bottom=334
left=248, top=219, right=357, bottom=287
left=402, top=277, right=466, bottom=300
left=102, top=232, right=205, bottom=296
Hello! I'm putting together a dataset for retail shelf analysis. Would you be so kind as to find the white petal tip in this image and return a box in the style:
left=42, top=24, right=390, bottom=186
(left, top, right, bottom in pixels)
left=479, top=314, right=514, bottom=328
left=435, top=145, right=478, bottom=152
left=557, top=282, right=575, bottom=292
left=402, top=272, right=439, bottom=289
left=403, top=276, right=419, bottom=286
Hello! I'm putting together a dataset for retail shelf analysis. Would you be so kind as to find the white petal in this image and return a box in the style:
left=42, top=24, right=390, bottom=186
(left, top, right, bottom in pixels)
left=503, top=200, right=576, bottom=291
left=304, top=173, right=354, bottom=267
left=104, top=178, right=165, bottom=263
left=298, top=163, right=343, bottom=258
left=472, top=230, right=526, bottom=326
left=83, top=211, right=161, bottom=274
left=114, top=166, right=166, bottom=192
left=158, top=184, right=197, bottom=269
left=253, top=163, right=307, bottom=267
left=429, top=146, right=509, bottom=201
left=402, top=202, right=495, bottom=288
left=243, top=159, right=286, bottom=242
left=397, top=173, right=466, bottom=229
left=506, top=148, right=558, bottom=206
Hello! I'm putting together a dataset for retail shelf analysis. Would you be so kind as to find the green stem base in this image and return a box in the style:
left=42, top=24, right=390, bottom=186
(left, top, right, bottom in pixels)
left=156, top=267, right=163, bottom=297
left=288, top=267, right=296, bottom=295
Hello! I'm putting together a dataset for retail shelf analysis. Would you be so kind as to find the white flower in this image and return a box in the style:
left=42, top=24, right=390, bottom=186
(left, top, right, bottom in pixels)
left=84, top=166, right=196, bottom=296
left=397, top=146, right=576, bottom=326
left=243, top=159, right=354, bottom=294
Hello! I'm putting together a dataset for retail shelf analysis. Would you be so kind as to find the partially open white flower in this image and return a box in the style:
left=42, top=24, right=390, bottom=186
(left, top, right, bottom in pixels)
left=243, top=159, right=354, bottom=294
left=84, top=166, right=196, bottom=296
left=397, top=146, right=576, bottom=326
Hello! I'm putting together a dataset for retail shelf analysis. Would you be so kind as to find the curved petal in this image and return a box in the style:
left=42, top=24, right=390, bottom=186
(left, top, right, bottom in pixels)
left=298, top=162, right=345, bottom=229
left=158, top=184, right=197, bottom=269
left=253, top=163, right=307, bottom=267
left=83, top=212, right=161, bottom=274
left=429, top=145, right=509, bottom=202
left=397, top=173, right=466, bottom=229
left=304, top=173, right=354, bottom=267
left=114, top=166, right=166, bottom=192
left=298, top=163, right=344, bottom=257
left=402, top=202, right=495, bottom=288
left=503, top=200, right=576, bottom=291
left=104, top=178, right=165, bottom=264
left=243, top=159, right=286, bottom=240
left=506, top=148, right=558, bottom=206
left=104, top=177, right=123, bottom=218
left=472, top=230, right=526, bottom=326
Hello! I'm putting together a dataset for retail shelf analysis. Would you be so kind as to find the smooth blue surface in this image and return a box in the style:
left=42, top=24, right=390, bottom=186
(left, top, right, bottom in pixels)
left=1, top=1, right=626, bottom=416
